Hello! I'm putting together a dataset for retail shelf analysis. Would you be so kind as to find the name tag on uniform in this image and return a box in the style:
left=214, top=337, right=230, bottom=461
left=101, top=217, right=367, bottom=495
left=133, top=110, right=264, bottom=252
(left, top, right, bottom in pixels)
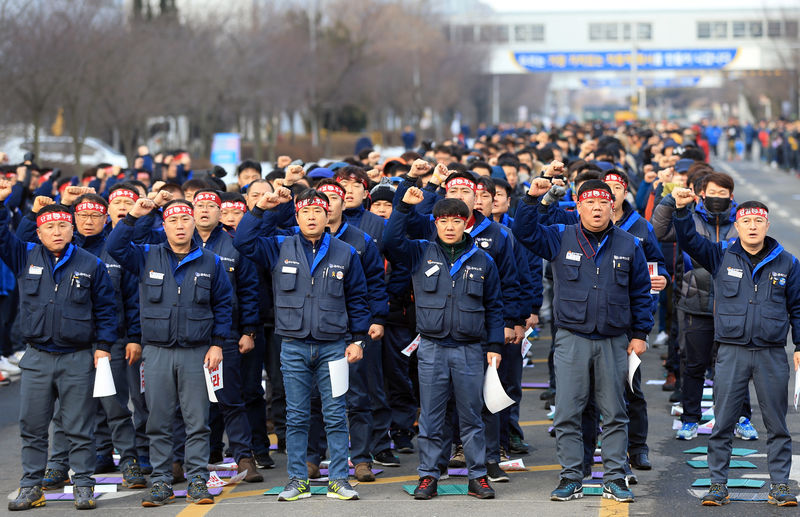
left=727, top=267, right=743, bottom=279
left=149, top=271, right=164, bottom=280
left=28, top=265, right=43, bottom=275
left=281, top=266, right=297, bottom=274
left=425, top=265, right=440, bottom=277
left=566, top=251, right=581, bottom=262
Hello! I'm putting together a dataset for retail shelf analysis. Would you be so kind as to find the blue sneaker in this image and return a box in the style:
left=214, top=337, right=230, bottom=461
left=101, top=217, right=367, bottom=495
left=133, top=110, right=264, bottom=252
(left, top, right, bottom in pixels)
left=138, top=455, right=153, bottom=475
left=701, top=483, right=729, bottom=506
left=550, top=477, right=583, bottom=501
left=603, top=478, right=634, bottom=503
left=94, top=454, right=115, bottom=474
left=734, top=417, right=758, bottom=440
left=676, top=422, right=699, bottom=440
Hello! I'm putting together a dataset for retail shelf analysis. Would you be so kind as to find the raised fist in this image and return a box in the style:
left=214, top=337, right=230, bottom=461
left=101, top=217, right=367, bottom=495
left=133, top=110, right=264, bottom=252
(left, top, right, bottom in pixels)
left=673, top=187, right=695, bottom=209
left=256, top=191, right=281, bottom=211
left=276, top=155, right=292, bottom=169
left=409, top=159, right=431, bottom=178
left=32, top=196, right=54, bottom=214
left=154, top=190, right=173, bottom=207
left=285, top=164, right=305, bottom=185
left=528, top=177, right=553, bottom=198
left=130, top=198, right=156, bottom=218
left=402, top=187, right=425, bottom=205
left=543, top=160, right=565, bottom=178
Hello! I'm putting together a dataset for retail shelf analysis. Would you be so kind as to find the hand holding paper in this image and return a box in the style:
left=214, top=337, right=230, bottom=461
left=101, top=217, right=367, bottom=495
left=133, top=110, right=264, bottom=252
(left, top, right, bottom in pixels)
left=628, top=352, right=641, bottom=391
left=794, top=368, right=800, bottom=411
left=329, top=356, right=349, bottom=398
left=483, top=357, right=514, bottom=414
left=93, top=356, right=116, bottom=398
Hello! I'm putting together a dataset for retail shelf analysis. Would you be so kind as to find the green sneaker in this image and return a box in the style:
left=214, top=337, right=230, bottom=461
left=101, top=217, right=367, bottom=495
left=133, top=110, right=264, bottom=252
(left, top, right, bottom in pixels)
left=277, top=478, right=311, bottom=501
left=327, top=479, right=359, bottom=500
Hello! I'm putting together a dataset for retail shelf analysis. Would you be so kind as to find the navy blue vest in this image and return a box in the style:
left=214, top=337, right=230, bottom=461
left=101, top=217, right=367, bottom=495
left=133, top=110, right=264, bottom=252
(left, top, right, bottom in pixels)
left=357, top=210, right=385, bottom=252
left=551, top=225, right=640, bottom=337
left=139, top=245, right=218, bottom=347
left=19, top=244, right=102, bottom=349
left=272, top=233, right=356, bottom=341
left=197, top=228, right=241, bottom=334
left=714, top=240, right=796, bottom=347
left=333, top=222, right=368, bottom=256
left=100, top=248, right=127, bottom=339
left=410, top=241, right=490, bottom=342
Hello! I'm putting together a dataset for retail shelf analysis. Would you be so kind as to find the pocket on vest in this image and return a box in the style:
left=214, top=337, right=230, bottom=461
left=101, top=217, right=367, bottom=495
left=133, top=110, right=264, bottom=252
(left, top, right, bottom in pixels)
left=193, top=276, right=211, bottom=305
left=415, top=297, right=446, bottom=334
left=141, top=307, right=171, bottom=343
left=456, top=306, right=485, bottom=337
left=760, top=307, right=789, bottom=344
left=557, top=289, right=588, bottom=324
left=614, top=261, right=630, bottom=287
left=23, top=274, right=41, bottom=295
left=21, top=301, right=47, bottom=339
left=716, top=303, right=747, bottom=339
left=144, top=276, right=164, bottom=303
left=318, top=299, right=347, bottom=333
left=185, top=310, right=214, bottom=343
left=606, top=298, right=632, bottom=329
left=275, top=295, right=304, bottom=331
left=60, top=308, right=93, bottom=343
left=69, top=279, right=91, bottom=304
left=720, top=278, right=740, bottom=297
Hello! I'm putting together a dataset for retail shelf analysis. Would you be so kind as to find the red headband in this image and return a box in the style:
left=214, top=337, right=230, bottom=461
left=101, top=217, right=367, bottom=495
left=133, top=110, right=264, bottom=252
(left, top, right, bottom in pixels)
left=194, top=192, right=221, bottom=207
left=317, top=183, right=345, bottom=200
left=336, top=175, right=368, bottom=190
left=446, top=177, right=476, bottom=192
left=736, top=207, right=768, bottom=221
left=163, top=204, right=193, bottom=220
left=74, top=201, right=107, bottom=215
left=109, top=189, right=139, bottom=202
left=295, top=197, right=329, bottom=213
left=578, top=189, right=613, bottom=203
left=604, top=173, right=627, bottom=190
left=221, top=201, right=246, bottom=213
left=37, top=211, right=72, bottom=227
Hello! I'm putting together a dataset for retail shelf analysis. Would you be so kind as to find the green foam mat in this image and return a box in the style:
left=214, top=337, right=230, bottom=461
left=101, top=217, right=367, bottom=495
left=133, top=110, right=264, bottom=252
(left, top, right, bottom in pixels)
left=692, top=478, right=764, bottom=488
left=687, top=460, right=757, bottom=469
left=582, top=486, right=603, bottom=496
left=264, top=486, right=328, bottom=495
left=683, top=446, right=758, bottom=457
left=403, top=484, right=468, bottom=496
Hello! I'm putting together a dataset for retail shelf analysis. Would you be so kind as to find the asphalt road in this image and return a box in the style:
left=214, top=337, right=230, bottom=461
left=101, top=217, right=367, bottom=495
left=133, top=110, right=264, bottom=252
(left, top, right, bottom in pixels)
left=1, top=157, right=799, bottom=516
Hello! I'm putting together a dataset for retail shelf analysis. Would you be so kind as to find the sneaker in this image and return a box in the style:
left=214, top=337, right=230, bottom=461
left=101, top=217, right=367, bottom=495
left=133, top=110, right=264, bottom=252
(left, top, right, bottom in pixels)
left=141, top=481, right=175, bottom=507
left=499, top=447, right=510, bottom=462
left=42, top=468, right=69, bottom=490
left=254, top=451, right=275, bottom=469
left=509, top=434, right=529, bottom=454
left=448, top=445, right=466, bottom=468
left=94, top=454, right=115, bottom=474
left=306, top=461, right=321, bottom=479
left=209, top=450, right=223, bottom=464
left=73, top=486, right=96, bottom=510
left=468, top=475, right=495, bottom=499
left=629, top=452, right=652, bottom=470
left=238, top=457, right=264, bottom=483
left=623, top=461, right=637, bottom=485
left=734, top=417, right=759, bottom=440
left=0, top=371, right=9, bottom=386
left=654, top=331, right=669, bottom=347
left=186, top=476, right=214, bottom=504
left=701, top=483, right=729, bottom=506
left=8, top=486, right=45, bottom=511
left=669, top=389, right=682, bottom=403
left=676, top=422, right=699, bottom=440
left=138, top=456, right=153, bottom=475
left=662, top=372, right=676, bottom=391
left=121, top=458, right=147, bottom=489
left=373, top=449, right=400, bottom=467
left=603, top=478, right=634, bottom=503
left=277, top=478, right=311, bottom=501
left=551, top=477, right=583, bottom=501
left=487, top=461, right=509, bottom=482
left=438, top=464, right=449, bottom=480
left=8, top=350, right=25, bottom=365
left=0, top=356, right=21, bottom=376
left=354, top=462, right=375, bottom=482
left=768, top=483, right=798, bottom=507
left=539, top=388, right=555, bottom=400
left=327, top=479, right=359, bottom=500
left=172, top=461, right=185, bottom=484
left=413, top=476, right=438, bottom=500
left=393, top=431, right=414, bottom=454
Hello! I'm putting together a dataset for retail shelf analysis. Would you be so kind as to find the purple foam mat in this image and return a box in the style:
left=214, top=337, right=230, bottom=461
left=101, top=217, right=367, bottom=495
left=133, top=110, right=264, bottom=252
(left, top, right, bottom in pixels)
left=212, top=471, right=238, bottom=478
left=448, top=468, right=469, bottom=476
left=94, top=477, right=123, bottom=484
left=521, top=382, right=550, bottom=389
left=319, top=468, right=383, bottom=476
left=591, top=471, right=603, bottom=479
left=173, top=487, right=224, bottom=497
left=593, top=455, right=602, bottom=463
left=704, top=379, right=714, bottom=387
left=45, top=493, right=101, bottom=501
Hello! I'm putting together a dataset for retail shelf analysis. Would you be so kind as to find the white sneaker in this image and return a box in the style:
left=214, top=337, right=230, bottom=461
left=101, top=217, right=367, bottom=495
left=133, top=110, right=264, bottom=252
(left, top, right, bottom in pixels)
left=654, top=331, right=669, bottom=347
left=0, top=356, right=21, bottom=376
left=8, top=350, right=24, bottom=365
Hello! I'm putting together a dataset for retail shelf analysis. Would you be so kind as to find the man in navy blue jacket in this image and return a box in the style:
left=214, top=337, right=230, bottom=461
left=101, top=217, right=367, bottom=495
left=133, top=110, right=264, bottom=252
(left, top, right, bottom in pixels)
left=233, top=187, right=371, bottom=502
left=384, top=188, right=503, bottom=501
left=672, top=191, right=800, bottom=507
left=512, top=178, right=653, bottom=504
left=0, top=181, right=118, bottom=512
left=106, top=197, right=233, bottom=507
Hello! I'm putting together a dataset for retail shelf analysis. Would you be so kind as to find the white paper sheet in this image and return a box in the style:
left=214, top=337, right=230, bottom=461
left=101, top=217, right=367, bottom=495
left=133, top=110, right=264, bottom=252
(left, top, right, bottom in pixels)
left=203, top=365, right=219, bottom=403
left=483, top=357, right=514, bottom=414
left=521, top=329, right=533, bottom=357
left=647, top=261, right=659, bottom=294
left=329, top=356, right=349, bottom=398
left=628, top=352, right=641, bottom=391
left=93, top=356, right=116, bottom=398
left=401, top=335, right=421, bottom=357
left=794, top=369, right=800, bottom=410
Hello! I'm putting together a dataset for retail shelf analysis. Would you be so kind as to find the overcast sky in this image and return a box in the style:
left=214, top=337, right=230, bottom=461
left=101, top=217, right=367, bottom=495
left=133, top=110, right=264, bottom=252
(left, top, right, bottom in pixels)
left=482, top=0, right=797, bottom=12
